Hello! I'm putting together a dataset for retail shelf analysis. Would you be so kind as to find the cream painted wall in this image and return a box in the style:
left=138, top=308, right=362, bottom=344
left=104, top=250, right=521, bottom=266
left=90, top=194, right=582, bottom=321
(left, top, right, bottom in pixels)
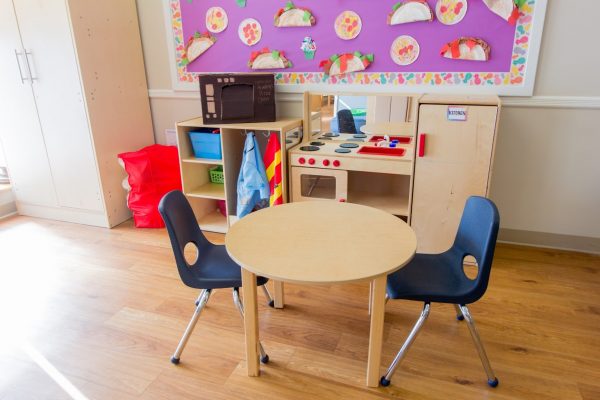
left=490, top=107, right=600, bottom=238
left=136, top=0, right=600, bottom=250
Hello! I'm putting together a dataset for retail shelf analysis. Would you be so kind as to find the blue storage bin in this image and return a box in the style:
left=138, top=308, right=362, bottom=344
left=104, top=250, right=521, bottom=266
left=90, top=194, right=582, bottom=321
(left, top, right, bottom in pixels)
left=189, top=130, right=222, bottom=160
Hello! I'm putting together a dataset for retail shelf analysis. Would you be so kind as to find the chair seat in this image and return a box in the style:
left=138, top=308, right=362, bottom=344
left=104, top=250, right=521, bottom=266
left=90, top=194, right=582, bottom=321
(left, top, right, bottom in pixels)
left=186, top=245, right=268, bottom=290
left=387, top=252, right=477, bottom=304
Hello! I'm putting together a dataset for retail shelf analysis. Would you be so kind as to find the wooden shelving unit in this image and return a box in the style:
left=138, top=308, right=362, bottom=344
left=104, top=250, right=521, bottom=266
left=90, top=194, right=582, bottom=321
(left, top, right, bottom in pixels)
left=348, top=191, right=409, bottom=217
left=182, top=157, right=224, bottom=165
left=187, top=183, right=226, bottom=200
left=176, top=117, right=302, bottom=233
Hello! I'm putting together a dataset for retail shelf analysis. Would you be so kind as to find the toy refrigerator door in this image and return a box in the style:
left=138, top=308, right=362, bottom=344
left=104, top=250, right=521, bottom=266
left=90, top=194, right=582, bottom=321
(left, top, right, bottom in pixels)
left=291, top=167, right=348, bottom=203
left=411, top=104, right=498, bottom=254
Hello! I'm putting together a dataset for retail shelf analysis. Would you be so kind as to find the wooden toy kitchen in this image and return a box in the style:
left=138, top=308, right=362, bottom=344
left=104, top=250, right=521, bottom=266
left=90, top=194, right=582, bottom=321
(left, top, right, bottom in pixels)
left=176, top=88, right=500, bottom=255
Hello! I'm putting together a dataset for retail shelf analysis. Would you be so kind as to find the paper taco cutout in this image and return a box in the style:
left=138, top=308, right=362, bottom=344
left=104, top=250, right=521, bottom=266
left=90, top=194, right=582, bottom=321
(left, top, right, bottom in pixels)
left=319, top=52, right=374, bottom=77
left=482, top=0, right=522, bottom=25
left=182, top=32, right=216, bottom=66
left=248, top=48, right=293, bottom=70
left=274, top=2, right=316, bottom=27
left=440, top=37, right=491, bottom=61
left=387, top=1, right=434, bottom=25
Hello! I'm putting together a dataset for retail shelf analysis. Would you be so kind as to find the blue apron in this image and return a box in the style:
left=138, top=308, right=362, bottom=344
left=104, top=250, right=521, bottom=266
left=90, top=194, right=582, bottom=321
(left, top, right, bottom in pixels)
left=237, top=133, right=270, bottom=219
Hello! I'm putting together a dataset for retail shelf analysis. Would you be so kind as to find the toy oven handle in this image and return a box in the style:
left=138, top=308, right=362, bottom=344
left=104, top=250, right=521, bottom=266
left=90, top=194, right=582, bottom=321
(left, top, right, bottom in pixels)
left=418, top=133, right=427, bottom=157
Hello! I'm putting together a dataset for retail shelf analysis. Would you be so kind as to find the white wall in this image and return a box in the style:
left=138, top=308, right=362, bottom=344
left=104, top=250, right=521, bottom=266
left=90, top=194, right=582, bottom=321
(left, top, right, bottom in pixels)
left=135, top=0, right=600, bottom=252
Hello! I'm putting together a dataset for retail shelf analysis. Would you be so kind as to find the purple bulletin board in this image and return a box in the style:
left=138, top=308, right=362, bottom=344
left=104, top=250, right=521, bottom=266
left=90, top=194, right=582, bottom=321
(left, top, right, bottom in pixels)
left=169, top=0, right=547, bottom=95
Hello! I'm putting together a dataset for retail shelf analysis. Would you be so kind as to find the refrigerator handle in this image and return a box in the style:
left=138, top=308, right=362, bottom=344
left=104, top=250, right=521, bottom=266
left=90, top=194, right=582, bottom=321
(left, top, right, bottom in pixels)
left=14, top=49, right=29, bottom=84
left=418, top=133, right=427, bottom=157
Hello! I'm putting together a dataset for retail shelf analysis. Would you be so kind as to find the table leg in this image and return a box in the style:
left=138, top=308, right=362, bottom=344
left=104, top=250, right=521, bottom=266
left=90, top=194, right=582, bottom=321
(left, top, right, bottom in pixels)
left=366, top=275, right=387, bottom=387
left=273, top=281, right=285, bottom=309
left=368, top=281, right=373, bottom=315
left=241, top=268, right=260, bottom=376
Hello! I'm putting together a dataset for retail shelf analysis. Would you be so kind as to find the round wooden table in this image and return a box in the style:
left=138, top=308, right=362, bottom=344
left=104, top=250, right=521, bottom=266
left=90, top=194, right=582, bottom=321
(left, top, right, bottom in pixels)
left=225, top=201, right=417, bottom=387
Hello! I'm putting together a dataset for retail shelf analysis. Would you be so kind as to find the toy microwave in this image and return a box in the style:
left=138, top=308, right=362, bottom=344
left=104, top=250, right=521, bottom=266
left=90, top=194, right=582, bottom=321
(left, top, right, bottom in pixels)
left=199, top=73, right=276, bottom=124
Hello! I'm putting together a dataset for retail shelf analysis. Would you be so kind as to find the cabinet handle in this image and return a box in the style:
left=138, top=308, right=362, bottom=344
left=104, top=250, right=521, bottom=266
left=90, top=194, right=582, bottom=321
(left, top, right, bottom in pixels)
left=14, top=50, right=28, bottom=84
left=25, top=50, right=38, bottom=82
left=418, top=133, right=427, bottom=157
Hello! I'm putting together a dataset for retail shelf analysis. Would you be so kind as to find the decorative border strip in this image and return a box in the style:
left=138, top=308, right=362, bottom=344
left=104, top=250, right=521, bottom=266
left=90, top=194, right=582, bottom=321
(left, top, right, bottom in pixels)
left=170, top=0, right=536, bottom=88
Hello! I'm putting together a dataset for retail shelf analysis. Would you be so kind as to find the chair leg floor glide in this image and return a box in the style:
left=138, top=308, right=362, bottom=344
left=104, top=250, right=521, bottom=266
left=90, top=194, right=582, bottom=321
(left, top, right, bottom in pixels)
left=261, top=284, right=275, bottom=308
left=454, top=304, right=465, bottom=321
left=380, top=303, right=431, bottom=387
left=459, top=305, right=499, bottom=387
left=233, top=288, right=270, bottom=364
left=171, top=289, right=212, bottom=364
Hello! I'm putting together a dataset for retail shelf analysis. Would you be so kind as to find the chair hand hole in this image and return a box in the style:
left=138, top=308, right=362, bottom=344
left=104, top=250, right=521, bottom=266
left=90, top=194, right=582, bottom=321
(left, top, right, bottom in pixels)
left=183, top=242, right=199, bottom=266
left=463, top=255, right=479, bottom=281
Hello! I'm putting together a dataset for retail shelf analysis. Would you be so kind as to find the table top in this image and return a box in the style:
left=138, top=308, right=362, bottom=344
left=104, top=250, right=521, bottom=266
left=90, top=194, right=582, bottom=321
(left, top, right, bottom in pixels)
left=225, top=202, right=417, bottom=284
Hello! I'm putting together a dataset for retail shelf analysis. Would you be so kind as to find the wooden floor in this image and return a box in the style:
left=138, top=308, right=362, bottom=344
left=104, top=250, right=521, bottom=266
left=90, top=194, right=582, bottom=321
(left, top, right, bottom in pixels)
left=0, top=216, right=599, bottom=400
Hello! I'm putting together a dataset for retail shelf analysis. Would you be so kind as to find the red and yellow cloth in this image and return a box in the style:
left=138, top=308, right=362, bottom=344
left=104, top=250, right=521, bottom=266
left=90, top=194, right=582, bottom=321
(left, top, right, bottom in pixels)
left=263, top=133, right=283, bottom=206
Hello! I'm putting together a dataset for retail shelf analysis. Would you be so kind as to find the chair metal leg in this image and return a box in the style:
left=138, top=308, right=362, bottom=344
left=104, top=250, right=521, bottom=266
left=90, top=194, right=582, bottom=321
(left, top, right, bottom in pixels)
left=385, top=294, right=390, bottom=304
left=380, top=303, right=431, bottom=387
left=194, top=291, right=205, bottom=306
left=459, top=305, right=499, bottom=388
left=454, top=304, right=465, bottom=321
left=171, top=289, right=211, bottom=365
left=233, top=288, right=269, bottom=364
left=261, top=284, right=275, bottom=308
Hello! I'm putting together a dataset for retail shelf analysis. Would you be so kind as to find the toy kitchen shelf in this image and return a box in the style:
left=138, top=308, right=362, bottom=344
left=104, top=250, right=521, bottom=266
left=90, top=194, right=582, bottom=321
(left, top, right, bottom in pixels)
left=176, top=117, right=302, bottom=233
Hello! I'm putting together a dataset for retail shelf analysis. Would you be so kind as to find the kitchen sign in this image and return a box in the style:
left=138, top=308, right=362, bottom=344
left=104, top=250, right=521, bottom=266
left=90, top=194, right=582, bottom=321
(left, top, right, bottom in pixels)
left=447, top=106, right=468, bottom=121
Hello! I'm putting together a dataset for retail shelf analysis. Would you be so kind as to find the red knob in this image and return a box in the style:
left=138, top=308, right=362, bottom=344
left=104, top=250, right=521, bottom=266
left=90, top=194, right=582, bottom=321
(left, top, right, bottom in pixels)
left=299, top=157, right=306, bottom=165
left=322, top=159, right=330, bottom=166
left=333, top=160, right=341, bottom=167
left=308, top=158, right=315, bottom=165
left=339, top=199, right=346, bottom=202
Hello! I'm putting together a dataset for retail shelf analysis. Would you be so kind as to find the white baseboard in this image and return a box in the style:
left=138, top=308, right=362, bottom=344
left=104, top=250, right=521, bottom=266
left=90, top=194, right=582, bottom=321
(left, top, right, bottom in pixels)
left=16, top=203, right=110, bottom=228
left=0, top=207, right=17, bottom=220
left=499, top=228, right=600, bottom=255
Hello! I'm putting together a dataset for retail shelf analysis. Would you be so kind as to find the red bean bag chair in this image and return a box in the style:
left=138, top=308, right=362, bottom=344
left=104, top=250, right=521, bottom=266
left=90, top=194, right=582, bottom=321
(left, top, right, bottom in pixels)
left=118, top=145, right=182, bottom=228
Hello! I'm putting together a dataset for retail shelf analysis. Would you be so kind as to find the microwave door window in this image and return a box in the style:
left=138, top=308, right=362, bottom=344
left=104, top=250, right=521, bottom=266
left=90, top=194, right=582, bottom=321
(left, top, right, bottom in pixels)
left=221, top=84, right=254, bottom=120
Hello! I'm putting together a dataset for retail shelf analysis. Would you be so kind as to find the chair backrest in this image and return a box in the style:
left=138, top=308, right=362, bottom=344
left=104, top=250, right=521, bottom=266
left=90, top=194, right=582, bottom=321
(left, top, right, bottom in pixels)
left=451, top=196, right=500, bottom=303
left=337, top=109, right=357, bottom=134
left=158, top=190, right=213, bottom=287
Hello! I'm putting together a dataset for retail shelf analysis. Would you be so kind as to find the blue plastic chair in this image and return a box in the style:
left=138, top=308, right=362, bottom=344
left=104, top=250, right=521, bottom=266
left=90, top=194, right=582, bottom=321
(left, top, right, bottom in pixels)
left=380, top=196, right=500, bottom=388
left=158, top=190, right=273, bottom=365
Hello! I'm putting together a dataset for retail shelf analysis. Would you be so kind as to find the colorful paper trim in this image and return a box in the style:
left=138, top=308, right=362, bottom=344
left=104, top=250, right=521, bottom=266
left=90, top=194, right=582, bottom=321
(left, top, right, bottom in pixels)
left=170, top=0, right=536, bottom=88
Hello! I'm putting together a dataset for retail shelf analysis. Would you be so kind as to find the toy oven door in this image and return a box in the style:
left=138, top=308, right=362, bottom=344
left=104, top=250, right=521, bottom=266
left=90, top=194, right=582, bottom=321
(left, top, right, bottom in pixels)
left=291, top=167, right=348, bottom=203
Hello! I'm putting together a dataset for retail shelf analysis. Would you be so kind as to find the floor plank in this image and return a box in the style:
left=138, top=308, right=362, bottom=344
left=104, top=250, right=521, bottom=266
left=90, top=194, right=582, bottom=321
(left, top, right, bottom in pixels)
left=0, top=215, right=599, bottom=399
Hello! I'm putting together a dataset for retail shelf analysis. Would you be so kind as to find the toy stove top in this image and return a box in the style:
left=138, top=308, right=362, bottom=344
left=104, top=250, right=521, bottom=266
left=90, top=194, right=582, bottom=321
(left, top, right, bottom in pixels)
left=289, top=134, right=414, bottom=172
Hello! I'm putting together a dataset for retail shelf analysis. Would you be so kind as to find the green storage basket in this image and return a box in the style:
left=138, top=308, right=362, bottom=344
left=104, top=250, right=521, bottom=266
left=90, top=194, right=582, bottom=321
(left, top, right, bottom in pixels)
left=209, top=166, right=224, bottom=184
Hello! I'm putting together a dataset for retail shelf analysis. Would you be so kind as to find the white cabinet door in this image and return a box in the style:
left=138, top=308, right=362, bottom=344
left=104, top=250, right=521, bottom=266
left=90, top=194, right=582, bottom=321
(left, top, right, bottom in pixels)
left=411, top=104, right=498, bottom=254
left=0, top=0, right=57, bottom=207
left=13, top=0, right=103, bottom=212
